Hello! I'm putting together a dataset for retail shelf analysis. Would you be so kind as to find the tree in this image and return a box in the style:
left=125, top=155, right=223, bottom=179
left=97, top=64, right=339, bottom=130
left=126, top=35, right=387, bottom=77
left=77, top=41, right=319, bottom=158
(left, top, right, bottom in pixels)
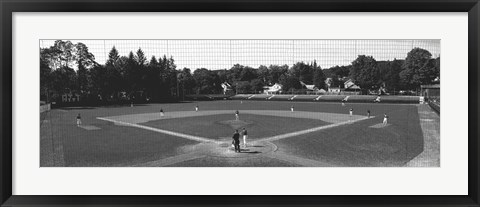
left=40, top=55, right=52, bottom=101
left=51, top=40, right=76, bottom=69
left=193, top=68, right=221, bottom=94
left=106, top=46, right=120, bottom=66
left=75, top=42, right=96, bottom=68
left=177, top=68, right=195, bottom=96
left=329, top=77, right=345, bottom=89
left=235, top=81, right=251, bottom=94
left=228, top=64, right=245, bottom=82
left=290, top=62, right=313, bottom=84
left=399, top=48, right=438, bottom=90
left=216, top=69, right=231, bottom=84
left=379, top=59, right=403, bottom=92
left=50, top=66, right=78, bottom=95
left=268, top=64, right=289, bottom=84
left=250, top=79, right=264, bottom=93
left=433, top=56, right=440, bottom=80
left=76, top=61, right=90, bottom=93
left=135, top=48, right=147, bottom=66
left=239, top=66, right=257, bottom=81
left=40, top=41, right=96, bottom=103
left=312, top=60, right=326, bottom=89
left=350, top=55, right=380, bottom=91
left=257, top=65, right=270, bottom=84
left=124, top=51, right=139, bottom=94
left=89, top=64, right=107, bottom=99
left=279, top=74, right=301, bottom=92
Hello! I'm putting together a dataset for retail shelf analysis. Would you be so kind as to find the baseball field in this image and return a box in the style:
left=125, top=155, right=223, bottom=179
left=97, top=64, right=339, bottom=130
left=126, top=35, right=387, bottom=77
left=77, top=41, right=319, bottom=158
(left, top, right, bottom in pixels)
left=40, top=100, right=440, bottom=167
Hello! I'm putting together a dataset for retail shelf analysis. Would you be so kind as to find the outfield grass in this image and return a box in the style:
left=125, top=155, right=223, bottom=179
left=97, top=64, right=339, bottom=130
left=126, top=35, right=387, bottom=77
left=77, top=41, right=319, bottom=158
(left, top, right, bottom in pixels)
left=41, top=100, right=426, bottom=167
left=269, top=102, right=423, bottom=166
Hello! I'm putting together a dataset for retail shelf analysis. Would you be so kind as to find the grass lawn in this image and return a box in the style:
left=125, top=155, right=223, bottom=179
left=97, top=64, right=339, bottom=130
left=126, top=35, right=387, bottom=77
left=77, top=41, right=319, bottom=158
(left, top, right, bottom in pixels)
left=272, top=104, right=423, bottom=166
left=42, top=108, right=199, bottom=167
left=41, top=100, right=426, bottom=167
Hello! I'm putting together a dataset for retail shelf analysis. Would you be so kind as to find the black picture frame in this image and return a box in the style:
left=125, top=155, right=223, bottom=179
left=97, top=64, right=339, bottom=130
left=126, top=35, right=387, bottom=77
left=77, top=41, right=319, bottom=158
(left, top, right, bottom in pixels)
left=1, top=0, right=479, bottom=206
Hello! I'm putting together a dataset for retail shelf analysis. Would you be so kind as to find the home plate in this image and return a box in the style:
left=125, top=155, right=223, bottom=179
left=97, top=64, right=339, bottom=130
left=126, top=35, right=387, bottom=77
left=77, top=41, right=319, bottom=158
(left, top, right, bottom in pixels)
left=369, top=123, right=391, bottom=128
left=79, top=125, right=101, bottom=130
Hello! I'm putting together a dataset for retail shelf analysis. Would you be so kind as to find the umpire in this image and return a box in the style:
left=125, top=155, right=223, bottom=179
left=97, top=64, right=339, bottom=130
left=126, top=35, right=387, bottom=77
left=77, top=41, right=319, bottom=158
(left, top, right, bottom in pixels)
left=232, top=130, right=241, bottom=153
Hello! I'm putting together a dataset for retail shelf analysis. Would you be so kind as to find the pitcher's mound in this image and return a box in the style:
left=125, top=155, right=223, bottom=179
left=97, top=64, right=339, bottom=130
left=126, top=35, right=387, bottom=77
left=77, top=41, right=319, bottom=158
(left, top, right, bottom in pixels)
left=217, top=119, right=253, bottom=130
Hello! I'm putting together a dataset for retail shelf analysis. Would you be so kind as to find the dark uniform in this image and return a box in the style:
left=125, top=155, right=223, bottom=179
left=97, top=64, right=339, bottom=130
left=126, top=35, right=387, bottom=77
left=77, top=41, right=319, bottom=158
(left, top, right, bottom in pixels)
left=232, top=131, right=241, bottom=152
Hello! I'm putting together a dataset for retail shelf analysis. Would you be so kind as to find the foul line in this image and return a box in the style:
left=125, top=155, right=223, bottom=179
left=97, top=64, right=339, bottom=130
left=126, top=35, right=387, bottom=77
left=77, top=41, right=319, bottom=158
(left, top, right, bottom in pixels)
left=258, top=116, right=373, bottom=142
left=98, top=112, right=373, bottom=145
left=97, top=117, right=216, bottom=143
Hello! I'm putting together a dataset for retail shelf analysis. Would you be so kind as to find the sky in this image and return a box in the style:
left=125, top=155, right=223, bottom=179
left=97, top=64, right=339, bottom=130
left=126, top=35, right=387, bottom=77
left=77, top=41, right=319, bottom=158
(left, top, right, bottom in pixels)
left=40, top=39, right=440, bottom=70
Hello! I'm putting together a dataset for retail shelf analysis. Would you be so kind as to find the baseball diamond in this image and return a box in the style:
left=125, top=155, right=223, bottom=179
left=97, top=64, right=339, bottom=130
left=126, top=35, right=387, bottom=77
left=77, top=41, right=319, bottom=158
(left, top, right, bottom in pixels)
left=40, top=39, right=440, bottom=167
left=40, top=100, right=439, bottom=167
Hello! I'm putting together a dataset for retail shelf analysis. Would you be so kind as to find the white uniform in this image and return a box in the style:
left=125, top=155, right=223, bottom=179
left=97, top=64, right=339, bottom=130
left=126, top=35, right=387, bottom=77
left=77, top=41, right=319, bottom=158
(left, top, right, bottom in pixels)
left=76, top=115, right=82, bottom=126
left=383, top=115, right=388, bottom=125
left=242, top=130, right=248, bottom=147
left=195, top=106, right=198, bottom=112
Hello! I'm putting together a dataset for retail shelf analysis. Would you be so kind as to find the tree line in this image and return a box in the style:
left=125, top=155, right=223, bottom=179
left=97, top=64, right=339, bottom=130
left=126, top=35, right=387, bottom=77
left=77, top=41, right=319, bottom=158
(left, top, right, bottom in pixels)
left=40, top=40, right=439, bottom=104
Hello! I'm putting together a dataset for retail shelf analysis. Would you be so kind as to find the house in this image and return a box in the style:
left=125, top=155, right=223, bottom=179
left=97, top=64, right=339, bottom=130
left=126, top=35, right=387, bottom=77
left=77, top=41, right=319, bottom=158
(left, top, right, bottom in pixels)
left=300, top=81, right=318, bottom=91
left=221, top=82, right=232, bottom=95
left=325, top=78, right=332, bottom=88
left=344, top=79, right=361, bottom=91
left=263, top=83, right=283, bottom=94
left=328, top=87, right=342, bottom=93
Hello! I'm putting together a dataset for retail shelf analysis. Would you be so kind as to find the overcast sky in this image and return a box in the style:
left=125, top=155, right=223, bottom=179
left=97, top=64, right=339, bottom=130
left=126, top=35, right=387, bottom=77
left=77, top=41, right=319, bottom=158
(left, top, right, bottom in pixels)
left=40, top=39, right=440, bottom=70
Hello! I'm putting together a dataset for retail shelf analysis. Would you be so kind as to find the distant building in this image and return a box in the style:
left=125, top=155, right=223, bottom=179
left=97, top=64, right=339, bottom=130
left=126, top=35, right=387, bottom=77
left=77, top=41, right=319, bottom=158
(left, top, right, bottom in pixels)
left=328, top=87, right=342, bottom=93
left=300, top=81, right=318, bottom=91
left=221, top=82, right=232, bottom=95
left=325, top=78, right=332, bottom=88
left=344, top=79, right=361, bottom=91
left=421, top=84, right=440, bottom=100
left=263, top=83, right=283, bottom=94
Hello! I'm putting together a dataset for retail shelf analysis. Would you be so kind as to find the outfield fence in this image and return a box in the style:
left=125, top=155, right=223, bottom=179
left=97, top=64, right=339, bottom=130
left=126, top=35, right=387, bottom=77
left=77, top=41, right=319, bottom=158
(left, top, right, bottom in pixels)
left=231, top=94, right=422, bottom=104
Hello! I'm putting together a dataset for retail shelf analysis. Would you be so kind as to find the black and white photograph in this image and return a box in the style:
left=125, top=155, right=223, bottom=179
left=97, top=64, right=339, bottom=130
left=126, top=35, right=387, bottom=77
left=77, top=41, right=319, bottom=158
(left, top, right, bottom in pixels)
left=40, top=39, right=440, bottom=167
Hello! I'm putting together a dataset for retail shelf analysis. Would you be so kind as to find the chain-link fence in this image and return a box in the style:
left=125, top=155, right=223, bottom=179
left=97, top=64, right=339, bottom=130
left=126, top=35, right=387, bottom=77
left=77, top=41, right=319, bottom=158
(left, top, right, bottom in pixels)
left=40, top=39, right=440, bottom=70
